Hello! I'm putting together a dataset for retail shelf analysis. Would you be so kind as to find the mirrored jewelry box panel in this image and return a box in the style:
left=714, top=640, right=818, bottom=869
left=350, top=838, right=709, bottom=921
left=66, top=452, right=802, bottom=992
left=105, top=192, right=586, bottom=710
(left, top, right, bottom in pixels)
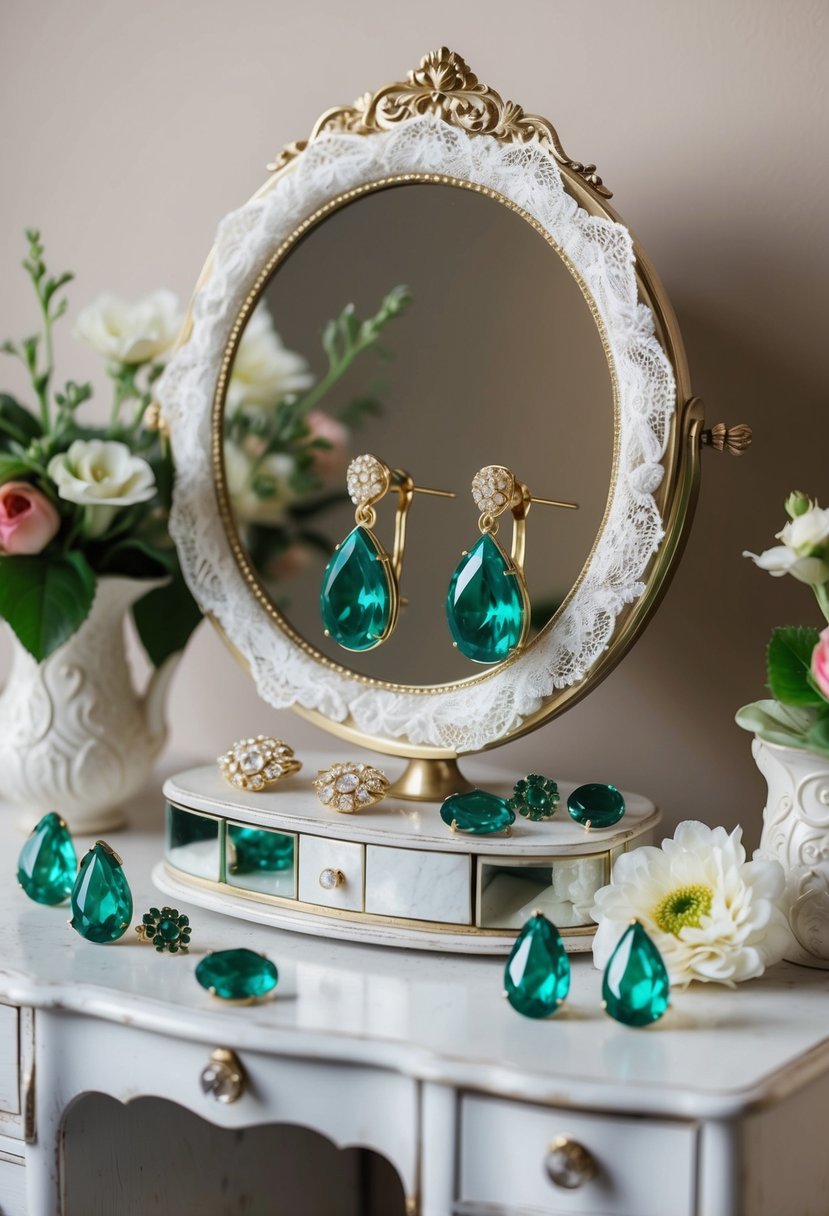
left=157, top=49, right=747, bottom=950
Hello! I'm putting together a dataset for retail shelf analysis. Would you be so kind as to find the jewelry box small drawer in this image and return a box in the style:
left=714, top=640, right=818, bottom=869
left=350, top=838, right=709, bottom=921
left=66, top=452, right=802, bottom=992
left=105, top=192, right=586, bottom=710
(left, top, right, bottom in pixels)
left=365, top=846, right=471, bottom=924
left=298, top=836, right=364, bottom=911
left=458, top=1094, right=696, bottom=1216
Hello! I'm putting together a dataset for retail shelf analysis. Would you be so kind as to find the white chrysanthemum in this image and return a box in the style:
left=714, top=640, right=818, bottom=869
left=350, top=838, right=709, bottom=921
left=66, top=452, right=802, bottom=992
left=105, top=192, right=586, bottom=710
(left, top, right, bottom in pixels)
left=592, top=821, right=792, bottom=988
left=227, top=304, right=313, bottom=410
left=74, top=290, right=181, bottom=364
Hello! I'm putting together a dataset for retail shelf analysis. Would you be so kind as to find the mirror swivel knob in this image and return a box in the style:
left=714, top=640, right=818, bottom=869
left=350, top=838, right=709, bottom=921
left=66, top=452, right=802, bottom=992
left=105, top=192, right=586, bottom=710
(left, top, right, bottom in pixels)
left=200, top=1047, right=246, bottom=1104
left=700, top=422, right=752, bottom=454
left=545, top=1136, right=597, bottom=1189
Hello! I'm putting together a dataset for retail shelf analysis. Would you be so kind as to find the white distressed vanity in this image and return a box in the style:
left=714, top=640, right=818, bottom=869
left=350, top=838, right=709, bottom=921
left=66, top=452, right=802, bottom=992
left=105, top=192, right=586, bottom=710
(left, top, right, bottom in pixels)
left=3, top=784, right=829, bottom=1215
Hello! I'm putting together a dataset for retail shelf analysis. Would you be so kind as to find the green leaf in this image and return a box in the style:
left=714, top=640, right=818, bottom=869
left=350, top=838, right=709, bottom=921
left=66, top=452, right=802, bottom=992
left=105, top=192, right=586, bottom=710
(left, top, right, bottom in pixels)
left=94, top=537, right=176, bottom=579
left=767, top=626, right=824, bottom=706
left=735, top=698, right=821, bottom=750
left=805, top=711, right=829, bottom=757
left=0, top=552, right=96, bottom=661
left=0, top=393, right=41, bottom=445
left=0, top=453, right=35, bottom=480
left=132, top=568, right=201, bottom=667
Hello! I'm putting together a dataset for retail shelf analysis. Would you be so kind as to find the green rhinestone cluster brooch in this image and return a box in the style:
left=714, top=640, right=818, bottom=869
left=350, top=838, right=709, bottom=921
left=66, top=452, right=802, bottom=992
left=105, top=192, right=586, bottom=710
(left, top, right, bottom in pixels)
left=136, top=906, right=191, bottom=953
left=509, top=774, right=560, bottom=821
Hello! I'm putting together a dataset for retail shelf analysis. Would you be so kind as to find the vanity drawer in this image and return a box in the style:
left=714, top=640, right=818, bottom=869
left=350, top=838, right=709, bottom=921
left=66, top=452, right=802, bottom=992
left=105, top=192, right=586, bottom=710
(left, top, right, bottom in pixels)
left=365, top=845, right=471, bottom=924
left=0, top=1005, right=19, bottom=1116
left=298, top=836, right=364, bottom=911
left=458, top=1094, right=696, bottom=1216
left=0, top=1151, right=26, bottom=1215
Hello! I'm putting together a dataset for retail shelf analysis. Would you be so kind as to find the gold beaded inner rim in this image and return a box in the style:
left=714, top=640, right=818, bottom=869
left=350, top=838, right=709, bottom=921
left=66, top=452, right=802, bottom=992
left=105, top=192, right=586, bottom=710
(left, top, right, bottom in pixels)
left=212, top=172, right=622, bottom=696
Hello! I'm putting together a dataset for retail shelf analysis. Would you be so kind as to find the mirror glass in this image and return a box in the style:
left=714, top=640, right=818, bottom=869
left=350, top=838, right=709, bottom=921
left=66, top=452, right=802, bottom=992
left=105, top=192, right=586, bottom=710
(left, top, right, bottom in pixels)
left=219, top=182, right=614, bottom=686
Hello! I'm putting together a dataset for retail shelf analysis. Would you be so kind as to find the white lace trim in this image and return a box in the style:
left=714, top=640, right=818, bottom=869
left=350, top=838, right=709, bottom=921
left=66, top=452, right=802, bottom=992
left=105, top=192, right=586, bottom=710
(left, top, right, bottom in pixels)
left=159, top=115, right=675, bottom=752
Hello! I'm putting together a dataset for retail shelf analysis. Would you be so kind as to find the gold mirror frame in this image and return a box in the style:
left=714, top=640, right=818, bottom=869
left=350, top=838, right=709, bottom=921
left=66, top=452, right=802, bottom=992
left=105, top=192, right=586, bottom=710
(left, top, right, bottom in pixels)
left=163, top=48, right=742, bottom=799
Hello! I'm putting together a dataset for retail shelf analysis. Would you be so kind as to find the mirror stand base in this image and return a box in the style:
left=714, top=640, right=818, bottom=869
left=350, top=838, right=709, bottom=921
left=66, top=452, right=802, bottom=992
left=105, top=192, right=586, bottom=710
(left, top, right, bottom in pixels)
left=389, top=757, right=474, bottom=802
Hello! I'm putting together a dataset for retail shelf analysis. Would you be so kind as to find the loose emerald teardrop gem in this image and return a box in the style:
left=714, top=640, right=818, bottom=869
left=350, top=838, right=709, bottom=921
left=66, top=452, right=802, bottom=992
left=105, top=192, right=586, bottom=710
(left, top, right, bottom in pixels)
left=320, top=525, right=393, bottom=651
left=17, top=812, right=77, bottom=905
left=69, top=841, right=133, bottom=944
left=567, top=783, right=626, bottom=828
left=505, top=912, right=570, bottom=1018
left=446, top=533, right=526, bottom=664
left=602, top=921, right=670, bottom=1027
left=440, top=788, right=516, bottom=834
left=195, top=948, right=278, bottom=1001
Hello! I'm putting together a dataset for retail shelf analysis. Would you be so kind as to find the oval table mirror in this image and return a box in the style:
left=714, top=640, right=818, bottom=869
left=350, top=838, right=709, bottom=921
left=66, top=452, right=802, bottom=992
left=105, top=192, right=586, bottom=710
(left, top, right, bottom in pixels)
left=156, top=49, right=749, bottom=952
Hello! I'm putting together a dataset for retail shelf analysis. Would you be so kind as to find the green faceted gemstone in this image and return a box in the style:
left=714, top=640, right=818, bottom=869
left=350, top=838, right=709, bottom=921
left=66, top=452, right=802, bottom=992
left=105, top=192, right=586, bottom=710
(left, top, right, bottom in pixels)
left=17, top=812, right=77, bottom=905
left=602, top=921, right=670, bottom=1027
left=567, top=783, right=626, bottom=828
left=320, top=525, right=393, bottom=651
left=446, top=533, right=526, bottom=664
left=195, top=948, right=278, bottom=1001
left=69, top=841, right=133, bottom=944
left=505, top=912, right=570, bottom=1018
left=440, top=788, right=516, bottom=835
left=228, top=825, right=294, bottom=874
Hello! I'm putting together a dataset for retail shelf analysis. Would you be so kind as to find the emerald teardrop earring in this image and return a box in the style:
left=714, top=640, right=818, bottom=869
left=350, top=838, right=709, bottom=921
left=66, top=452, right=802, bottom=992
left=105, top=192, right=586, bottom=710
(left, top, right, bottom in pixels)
left=69, top=841, right=133, bottom=944
left=320, top=453, right=454, bottom=652
left=446, top=465, right=578, bottom=665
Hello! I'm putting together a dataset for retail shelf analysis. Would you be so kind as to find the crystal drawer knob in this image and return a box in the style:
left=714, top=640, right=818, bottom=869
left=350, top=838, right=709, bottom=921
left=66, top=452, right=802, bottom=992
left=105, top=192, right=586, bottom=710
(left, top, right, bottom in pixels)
left=545, top=1136, right=597, bottom=1189
left=319, top=867, right=345, bottom=890
left=200, top=1048, right=246, bottom=1104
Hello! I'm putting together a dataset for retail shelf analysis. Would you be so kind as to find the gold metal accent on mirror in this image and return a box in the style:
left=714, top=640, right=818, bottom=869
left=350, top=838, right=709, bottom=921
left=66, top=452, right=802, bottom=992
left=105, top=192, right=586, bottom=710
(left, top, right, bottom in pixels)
left=700, top=422, right=753, bottom=454
left=267, top=47, right=611, bottom=199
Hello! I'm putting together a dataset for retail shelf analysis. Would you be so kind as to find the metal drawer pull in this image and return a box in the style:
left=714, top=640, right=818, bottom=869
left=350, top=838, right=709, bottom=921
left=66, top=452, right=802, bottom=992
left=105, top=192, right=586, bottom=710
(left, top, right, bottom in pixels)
left=319, top=867, right=345, bottom=890
left=200, top=1047, right=246, bottom=1104
left=545, top=1136, right=597, bottom=1189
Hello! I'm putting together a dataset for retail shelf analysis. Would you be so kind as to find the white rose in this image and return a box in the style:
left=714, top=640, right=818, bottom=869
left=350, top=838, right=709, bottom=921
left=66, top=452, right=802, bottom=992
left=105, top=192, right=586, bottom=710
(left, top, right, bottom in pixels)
left=223, top=442, right=296, bottom=526
left=777, top=506, right=829, bottom=554
left=48, top=439, right=156, bottom=537
left=74, top=290, right=181, bottom=364
left=227, top=304, right=314, bottom=410
left=743, top=545, right=829, bottom=585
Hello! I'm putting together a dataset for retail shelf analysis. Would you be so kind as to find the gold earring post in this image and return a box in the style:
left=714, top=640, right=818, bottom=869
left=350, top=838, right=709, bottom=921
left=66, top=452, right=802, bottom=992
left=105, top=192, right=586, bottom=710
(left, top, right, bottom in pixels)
left=531, top=495, right=579, bottom=510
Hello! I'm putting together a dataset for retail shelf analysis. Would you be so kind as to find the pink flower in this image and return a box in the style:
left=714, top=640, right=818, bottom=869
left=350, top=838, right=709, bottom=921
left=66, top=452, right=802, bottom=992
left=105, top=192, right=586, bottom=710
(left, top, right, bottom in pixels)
left=0, top=482, right=61, bottom=555
left=812, top=628, right=829, bottom=701
left=307, top=410, right=348, bottom=480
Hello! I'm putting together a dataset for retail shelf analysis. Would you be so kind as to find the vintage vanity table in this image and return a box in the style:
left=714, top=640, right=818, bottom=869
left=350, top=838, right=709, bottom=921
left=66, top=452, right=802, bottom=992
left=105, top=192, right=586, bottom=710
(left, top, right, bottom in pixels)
left=6, top=48, right=827, bottom=1216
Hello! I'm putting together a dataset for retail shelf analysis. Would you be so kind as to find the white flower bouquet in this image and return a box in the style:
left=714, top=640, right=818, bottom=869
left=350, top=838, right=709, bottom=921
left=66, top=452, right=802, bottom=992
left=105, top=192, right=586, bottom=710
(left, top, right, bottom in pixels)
left=737, top=492, right=829, bottom=757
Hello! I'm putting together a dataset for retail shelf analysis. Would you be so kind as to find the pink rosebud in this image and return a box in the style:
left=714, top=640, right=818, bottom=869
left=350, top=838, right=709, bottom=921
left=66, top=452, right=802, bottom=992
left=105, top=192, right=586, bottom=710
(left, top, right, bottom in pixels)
left=812, top=628, right=829, bottom=701
left=307, top=410, right=349, bottom=480
left=0, top=482, right=61, bottom=555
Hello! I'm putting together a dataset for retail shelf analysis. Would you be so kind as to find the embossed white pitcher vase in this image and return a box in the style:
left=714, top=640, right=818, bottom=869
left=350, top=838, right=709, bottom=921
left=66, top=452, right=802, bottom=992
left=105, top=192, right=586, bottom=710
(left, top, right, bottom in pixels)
left=754, top=736, right=829, bottom=968
left=0, top=576, right=178, bottom=833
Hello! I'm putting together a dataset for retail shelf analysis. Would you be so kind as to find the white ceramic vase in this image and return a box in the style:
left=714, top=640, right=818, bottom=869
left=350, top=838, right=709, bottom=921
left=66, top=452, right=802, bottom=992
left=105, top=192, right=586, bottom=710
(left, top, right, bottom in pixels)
left=0, top=576, right=178, bottom=833
left=754, top=735, right=829, bottom=968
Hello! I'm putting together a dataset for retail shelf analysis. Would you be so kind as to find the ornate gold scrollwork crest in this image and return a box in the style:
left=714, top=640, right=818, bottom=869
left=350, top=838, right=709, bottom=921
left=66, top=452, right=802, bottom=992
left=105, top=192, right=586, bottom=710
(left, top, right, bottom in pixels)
left=268, top=47, right=611, bottom=198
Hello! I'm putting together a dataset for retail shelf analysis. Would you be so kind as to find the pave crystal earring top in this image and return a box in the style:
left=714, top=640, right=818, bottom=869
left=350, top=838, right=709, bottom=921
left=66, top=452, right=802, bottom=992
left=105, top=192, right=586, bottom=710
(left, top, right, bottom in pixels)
left=446, top=466, right=578, bottom=665
left=320, top=454, right=454, bottom=652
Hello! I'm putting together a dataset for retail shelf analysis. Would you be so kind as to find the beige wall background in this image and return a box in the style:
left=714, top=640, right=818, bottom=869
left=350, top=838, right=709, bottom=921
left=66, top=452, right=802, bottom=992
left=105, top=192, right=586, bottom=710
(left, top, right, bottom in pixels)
left=1, top=0, right=827, bottom=843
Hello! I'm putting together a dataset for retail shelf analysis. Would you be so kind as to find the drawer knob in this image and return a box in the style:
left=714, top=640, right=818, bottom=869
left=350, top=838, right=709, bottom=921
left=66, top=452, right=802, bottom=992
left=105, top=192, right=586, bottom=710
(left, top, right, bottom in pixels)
left=200, top=1047, right=246, bottom=1104
left=545, top=1136, right=597, bottom=1189
left=319, top=867, right=345, bottom=890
